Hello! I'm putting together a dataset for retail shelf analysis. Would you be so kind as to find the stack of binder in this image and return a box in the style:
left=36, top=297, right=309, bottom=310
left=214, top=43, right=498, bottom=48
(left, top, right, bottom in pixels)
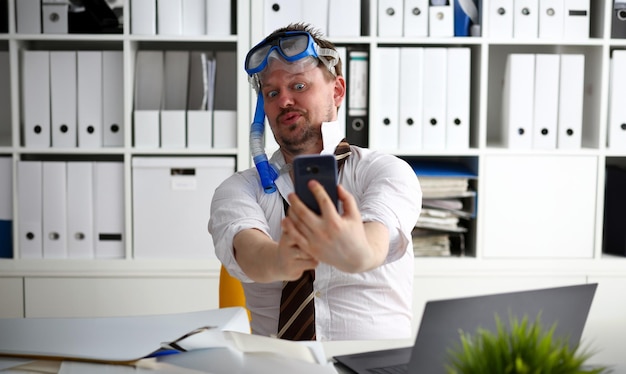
left=133, top=49, right=236, bottom=149
left=489, top=0, right=590, bottom=39
left=373, top=47, right=471, bottom=151
left=21, top=50, right=123, bottom=149
left=16, top=161, right=125, bottom=259
left=377, top=0, right=480, bottom=37
left=131, top=0, right=231, bottom=36
left=501, top=53, right=585, bottom=150
left=262, top=0, right=361, bottom=37
left=411, top=160, right=477, bottom=257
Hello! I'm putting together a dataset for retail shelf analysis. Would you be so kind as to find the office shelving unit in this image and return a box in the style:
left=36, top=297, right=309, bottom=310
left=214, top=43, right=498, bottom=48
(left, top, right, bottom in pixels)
left=1, top=1, right=626, bottom=367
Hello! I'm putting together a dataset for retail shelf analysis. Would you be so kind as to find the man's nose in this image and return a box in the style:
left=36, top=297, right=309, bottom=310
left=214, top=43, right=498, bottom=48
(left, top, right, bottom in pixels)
left=276, top=90, right=294, bottom=108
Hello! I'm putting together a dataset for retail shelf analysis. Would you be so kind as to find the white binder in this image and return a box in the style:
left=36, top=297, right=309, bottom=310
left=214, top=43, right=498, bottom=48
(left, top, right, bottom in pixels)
left=22, top=51, right=51, bottom=148
left=429, top=4, right=454, bottom=37
left=263, top=0, right=302, bottom=35
left=557, top=54, right=585, bottom=150
left=422, top=48, right=447, bottom=150
left=398, top=47, right=424, bottom=150
left=182, top=0, right=205, bottom=36
left=609, top=50, right=626, bottom=150
left=374, top=48, right=400, bottom=150
left=42, top=2, right=68, bottom=34
left=446, top=47, right=471, bottom=150
left=77, top=51, right=103, bottom=148
left=0, top=52, right=9, bottom=142
left=513, top=0, right=539, bottom=38
left=403, top=0, right=429, bottom=37
left=532, top=54, right=560, bottom=150
left=378, top=0, right=404, bottom=37
left=50, top=51, right=77, bottom=148
left=67, top=162, right=94, bottom=259
left=161, top=50, right=190, bottom=149
left=17, top=161, right=43, bottom=259
left=102, top=51, right=124, bottom=147
left=134, top=50, right=164, bottom=148
left=488, top=0, right=513, bottom=38
left=538, top=0, right=564, bottom=39
left=157, top=0, right=183, bottom=35
left=301, top=0, right=329, bottom=36
left=132, top=157, right=235, bottom=259
left=187, top=51, right=214, bottom=149
left=207, top=0, right=232, bottom=35
left=42, top=162, right=67, bottom=259
left=0, top=157, right=10, bottom=222
left=502, top=54, right=535, bottom=149
left=94, top=162, right=125, bottom=259
left=16, top=0, right=41, bottom=34
left=328, top=0, right=361, bottom=37
left=130, top=0, right=156, bottom=35
left=213, top=51, right=237, bottom=149
left=563, top=0, right=590, bottom=40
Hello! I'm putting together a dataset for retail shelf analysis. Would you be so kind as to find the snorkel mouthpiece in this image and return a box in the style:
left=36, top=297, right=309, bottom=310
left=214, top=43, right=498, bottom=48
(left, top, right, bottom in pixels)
left=250, top=93, right=278, bottom=193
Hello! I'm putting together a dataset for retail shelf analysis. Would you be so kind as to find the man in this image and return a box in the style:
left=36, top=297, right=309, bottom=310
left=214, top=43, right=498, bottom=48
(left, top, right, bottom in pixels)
left=209, top=23, right=421, bottom=341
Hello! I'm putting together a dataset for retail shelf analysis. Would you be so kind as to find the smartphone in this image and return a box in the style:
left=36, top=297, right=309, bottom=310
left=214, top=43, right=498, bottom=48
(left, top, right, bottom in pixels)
left=293, top=154, right=338, bottom=215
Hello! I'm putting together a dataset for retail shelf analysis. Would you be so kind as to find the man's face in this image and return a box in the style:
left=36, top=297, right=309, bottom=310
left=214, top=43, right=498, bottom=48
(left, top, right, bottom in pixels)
left=259, top=62, right=344, bottom=154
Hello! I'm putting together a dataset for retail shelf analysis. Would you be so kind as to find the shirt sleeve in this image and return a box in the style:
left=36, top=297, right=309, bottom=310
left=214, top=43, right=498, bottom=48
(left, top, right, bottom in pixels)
left=208, top=170, right=277, bottom=283
left=351, top=151, right=422, bottom=263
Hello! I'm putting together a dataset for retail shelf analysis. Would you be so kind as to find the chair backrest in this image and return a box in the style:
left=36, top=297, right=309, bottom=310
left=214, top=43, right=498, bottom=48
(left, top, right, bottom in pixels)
left=219, top=265, right=250, bottom=320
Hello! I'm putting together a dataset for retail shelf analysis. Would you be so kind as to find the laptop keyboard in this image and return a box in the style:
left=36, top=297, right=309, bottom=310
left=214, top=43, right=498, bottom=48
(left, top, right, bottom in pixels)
left=367, top=364, right=408, bottom=374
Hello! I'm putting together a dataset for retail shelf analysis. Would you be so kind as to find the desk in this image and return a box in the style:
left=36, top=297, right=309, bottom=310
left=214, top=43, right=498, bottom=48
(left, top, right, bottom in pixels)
left=0, top=339, right=414, bottom=374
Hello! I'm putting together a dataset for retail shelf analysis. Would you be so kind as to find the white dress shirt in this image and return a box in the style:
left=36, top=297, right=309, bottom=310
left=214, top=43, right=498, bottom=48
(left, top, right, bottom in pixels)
left=208, top=122, right=422, bottom=340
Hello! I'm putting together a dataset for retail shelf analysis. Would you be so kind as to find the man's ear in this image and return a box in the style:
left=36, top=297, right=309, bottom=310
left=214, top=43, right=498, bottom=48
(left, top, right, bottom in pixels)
left=333, top=75, right=346, bottom=109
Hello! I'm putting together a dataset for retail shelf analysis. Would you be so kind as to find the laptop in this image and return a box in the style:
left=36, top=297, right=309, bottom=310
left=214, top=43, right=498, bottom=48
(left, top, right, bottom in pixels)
left=333, top=283, right=598, bottom=374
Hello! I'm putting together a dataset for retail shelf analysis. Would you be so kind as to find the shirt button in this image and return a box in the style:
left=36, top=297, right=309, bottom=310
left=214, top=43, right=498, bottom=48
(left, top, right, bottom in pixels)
left=315, top=291, right=322, bottom=297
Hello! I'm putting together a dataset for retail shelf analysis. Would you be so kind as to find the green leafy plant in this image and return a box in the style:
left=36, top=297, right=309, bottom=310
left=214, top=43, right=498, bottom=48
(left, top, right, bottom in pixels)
left=445, top=314, right=610, bottom=374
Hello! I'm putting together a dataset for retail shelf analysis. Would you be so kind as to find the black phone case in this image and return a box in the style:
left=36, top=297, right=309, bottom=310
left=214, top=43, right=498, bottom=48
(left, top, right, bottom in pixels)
left=293, top=154, right=338, bottom=215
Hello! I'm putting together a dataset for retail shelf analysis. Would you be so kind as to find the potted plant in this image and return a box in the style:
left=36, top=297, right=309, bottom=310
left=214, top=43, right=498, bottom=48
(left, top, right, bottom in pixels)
left=445, top=314, right=610, bottom=374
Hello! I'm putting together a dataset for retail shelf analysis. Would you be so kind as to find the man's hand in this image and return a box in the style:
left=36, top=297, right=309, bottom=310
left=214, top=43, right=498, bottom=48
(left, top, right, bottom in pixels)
left=283, top=181, right=389, bottom=273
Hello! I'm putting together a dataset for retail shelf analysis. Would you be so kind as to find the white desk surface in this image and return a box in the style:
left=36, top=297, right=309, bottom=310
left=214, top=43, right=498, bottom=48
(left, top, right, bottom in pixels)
left=0, top=339, right=414, bottom=374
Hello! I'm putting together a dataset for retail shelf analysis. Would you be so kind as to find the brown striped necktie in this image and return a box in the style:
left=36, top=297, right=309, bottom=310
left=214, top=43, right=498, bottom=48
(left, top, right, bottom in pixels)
left=277, top=139, right=352, bottom=341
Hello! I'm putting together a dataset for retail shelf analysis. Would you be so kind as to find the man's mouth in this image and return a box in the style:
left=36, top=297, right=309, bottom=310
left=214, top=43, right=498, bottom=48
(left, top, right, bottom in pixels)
left=279, top=111, right=302, bottom=125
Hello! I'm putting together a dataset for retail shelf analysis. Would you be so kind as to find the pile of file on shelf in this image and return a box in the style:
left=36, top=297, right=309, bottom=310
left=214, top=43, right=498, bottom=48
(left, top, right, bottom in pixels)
left=263, top=0, right=362, bottom=37
left=16, top=161, right=124, bottom=260
left=501, top=53, right=585, bottom=150
left=374, top=47, right=471, bottom=151
left=16, top=0, right=122, bottom=34
left=411, top=160, right=477, bottom=257
left=131, top=0, right=231, bottom=36
left=134, top=49, right=236, bottom=149
left=489, top=0, right=590, bottom=39
left=608, top=50, right=626, bottom=150
left=22, top=50, right=123, bottom=149
left=377, top=0, right=480, bottom=37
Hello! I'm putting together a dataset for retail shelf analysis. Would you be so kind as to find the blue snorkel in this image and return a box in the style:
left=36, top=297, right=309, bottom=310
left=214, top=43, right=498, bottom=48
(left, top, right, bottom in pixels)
left=250, top=91, right=278, bottom=193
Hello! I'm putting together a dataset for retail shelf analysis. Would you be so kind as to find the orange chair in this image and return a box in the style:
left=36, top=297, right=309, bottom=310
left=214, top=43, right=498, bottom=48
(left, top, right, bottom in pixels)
left=219, top=265, right=251, bottom=320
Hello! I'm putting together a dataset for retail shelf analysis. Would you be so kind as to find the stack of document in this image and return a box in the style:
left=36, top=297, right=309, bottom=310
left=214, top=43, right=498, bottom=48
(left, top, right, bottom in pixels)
left=412, top=160, right=477, bottom=256
left=0, top=307, right=336, bottom=373
left=131, top=0, right=231, bottom=36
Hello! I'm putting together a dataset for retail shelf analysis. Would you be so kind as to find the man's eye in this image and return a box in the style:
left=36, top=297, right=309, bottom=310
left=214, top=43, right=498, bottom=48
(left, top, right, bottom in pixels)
left=267, top=90, right=278, bottom=98
left=293, top=83, right=305, bottom=90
